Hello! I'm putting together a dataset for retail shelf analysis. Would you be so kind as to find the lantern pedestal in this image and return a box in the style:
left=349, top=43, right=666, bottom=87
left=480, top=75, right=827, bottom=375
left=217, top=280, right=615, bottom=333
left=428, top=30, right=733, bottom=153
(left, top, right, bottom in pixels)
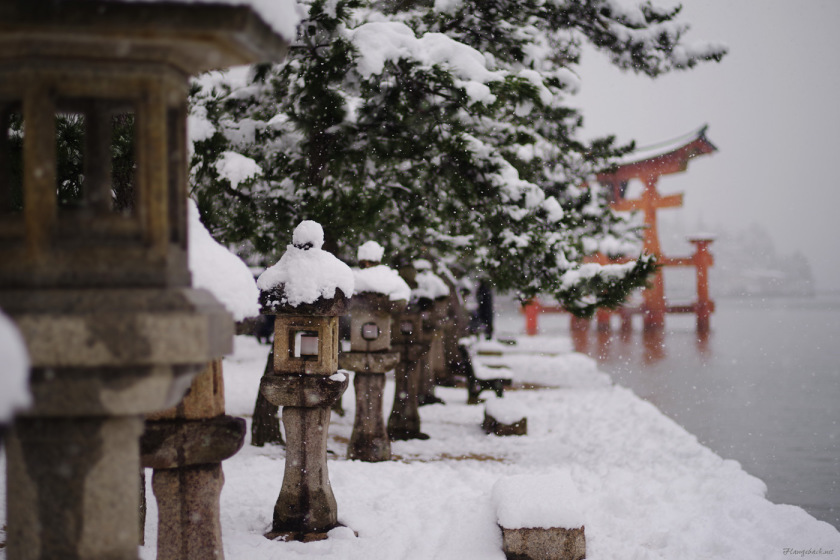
left=1, top=288, right=232, bottom=560
left=141, top=360, right=246, bottom=560
left=6, top=415, right=145, bottom=560
left=418, top=297, right=448, bottom=406
left=340, top=352, right=400, bottom=462
left=151, top=464, right=225, bottom=560
left=388, top=343, right=430, bottom=441
left=260, top=373, right=349, bottom=539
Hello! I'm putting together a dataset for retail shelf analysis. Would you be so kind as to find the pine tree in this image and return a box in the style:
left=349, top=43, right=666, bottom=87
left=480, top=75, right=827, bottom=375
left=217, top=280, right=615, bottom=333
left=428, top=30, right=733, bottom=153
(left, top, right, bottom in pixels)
left=189, top=0, right=725, bottom=316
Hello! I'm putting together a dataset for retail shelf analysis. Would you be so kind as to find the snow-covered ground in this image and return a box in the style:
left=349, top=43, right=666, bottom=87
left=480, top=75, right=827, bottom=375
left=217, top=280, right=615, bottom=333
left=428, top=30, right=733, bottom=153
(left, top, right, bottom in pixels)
left=172, top=335, right=839, bottom=559
left=2, top=333, right=837, bottom=559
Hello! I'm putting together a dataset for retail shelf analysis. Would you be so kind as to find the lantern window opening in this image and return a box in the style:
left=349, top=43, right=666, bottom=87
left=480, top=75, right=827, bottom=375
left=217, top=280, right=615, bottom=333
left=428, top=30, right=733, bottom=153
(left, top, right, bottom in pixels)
left=361, top=321, right=380, bottom=341
left=54, top=98, right=137, bottom=217
left=291, top=330, right=320, bottom=359
left=167, top=105, right=187, bottom=248
left=400, top=321, right=413, bottom=336
left=0, top=100, right=24, bottom=217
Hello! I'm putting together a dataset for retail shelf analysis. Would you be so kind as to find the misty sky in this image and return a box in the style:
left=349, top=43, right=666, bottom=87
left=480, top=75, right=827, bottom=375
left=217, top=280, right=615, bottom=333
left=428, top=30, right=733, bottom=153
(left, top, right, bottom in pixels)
left=573, top=0, right=840, bottom=291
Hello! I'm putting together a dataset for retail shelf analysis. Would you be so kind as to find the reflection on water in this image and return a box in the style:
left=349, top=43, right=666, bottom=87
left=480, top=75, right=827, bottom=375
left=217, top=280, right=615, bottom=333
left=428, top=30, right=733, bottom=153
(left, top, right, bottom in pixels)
left=496, top=295, right=840, bottom=531
left=582, top=323, right=711, bottom=365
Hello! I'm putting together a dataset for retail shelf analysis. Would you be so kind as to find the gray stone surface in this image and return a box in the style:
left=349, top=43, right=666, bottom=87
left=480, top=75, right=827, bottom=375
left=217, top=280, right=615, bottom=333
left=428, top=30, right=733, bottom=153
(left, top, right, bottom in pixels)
left=5, top=416, right=144, bottom=560
left=388, top=357, right=426, bottom=440
left=153, top=464, right=226, bottom=560
left=141, top=415, right=246, bottom=470
left=271, top=406, right=341, bottom=535
left=0, top=288, right=233, bottom=368
left=501, top=526, right=586, bottom=560
left=347, top=293, right=404, bottom=353
left=348, top=372, right=390, bottom=462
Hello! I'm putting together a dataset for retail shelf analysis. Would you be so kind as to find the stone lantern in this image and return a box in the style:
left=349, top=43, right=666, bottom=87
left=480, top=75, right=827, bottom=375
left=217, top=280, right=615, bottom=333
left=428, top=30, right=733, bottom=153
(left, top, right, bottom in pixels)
left=256, top=221, right=353, bottom=541
left=339, top=241, right=410, bottom=462
left=0, top=3, right=290, bottom=558
left=413, top=260, right=451, bottom=407
left=387, top=260, right=439, bottom=441
left=139, top=200, right=262, bottom=560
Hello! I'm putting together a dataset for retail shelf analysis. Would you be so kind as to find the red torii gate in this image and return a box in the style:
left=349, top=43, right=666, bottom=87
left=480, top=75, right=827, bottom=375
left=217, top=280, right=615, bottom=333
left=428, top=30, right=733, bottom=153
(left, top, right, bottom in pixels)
left=523, top=125, right=717, bottom=334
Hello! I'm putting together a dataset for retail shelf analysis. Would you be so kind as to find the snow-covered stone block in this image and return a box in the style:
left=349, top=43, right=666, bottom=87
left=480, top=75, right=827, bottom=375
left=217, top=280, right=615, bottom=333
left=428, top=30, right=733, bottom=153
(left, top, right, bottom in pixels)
left=493, top=473, right=586, bottom=560
left=483, top=398, right=527, bottom=436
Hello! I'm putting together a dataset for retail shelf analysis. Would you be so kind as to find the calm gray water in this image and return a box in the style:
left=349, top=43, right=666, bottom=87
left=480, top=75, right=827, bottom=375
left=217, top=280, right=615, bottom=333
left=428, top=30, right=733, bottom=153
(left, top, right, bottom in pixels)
left=496, top=294, right=840, bottom=530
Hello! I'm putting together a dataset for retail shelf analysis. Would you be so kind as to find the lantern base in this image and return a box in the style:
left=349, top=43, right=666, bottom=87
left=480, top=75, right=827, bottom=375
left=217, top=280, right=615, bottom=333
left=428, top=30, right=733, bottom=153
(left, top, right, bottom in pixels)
left=348, top=371, right=390, bottom=462
left=265, top=523, right=357, bottom=543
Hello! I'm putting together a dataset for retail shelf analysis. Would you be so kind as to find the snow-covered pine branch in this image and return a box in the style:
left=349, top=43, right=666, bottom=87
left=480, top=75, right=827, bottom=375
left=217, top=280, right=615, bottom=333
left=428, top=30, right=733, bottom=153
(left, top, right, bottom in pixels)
left=188, top=0, right=723, bottom=315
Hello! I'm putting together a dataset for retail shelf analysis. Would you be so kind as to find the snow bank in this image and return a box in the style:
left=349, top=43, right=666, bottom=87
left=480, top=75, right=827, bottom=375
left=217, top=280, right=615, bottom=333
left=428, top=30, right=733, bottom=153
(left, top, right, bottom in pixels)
left=353, top=266, right=411, bottom=302
left=0, top=309, right=30, bottom=423
left=484, top=397, right=528, bottom=425
left=76, top=330, right=837, bottom=560
left=493, top=472, right=585, bottom=529
left=257, top=221, right=354, bottom=307
left=188, top=199, right=260, bottom=321
left=477, top=353, right=610, bottom=389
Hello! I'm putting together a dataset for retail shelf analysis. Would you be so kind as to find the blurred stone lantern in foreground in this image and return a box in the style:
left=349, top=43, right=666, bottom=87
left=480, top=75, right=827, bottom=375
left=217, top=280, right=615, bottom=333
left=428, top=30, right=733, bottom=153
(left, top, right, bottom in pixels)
left=257, top=221, right=354, bottom=541
left=0, top=3, right=290, bottom=558
left=139, top=201, right=262, bottom=559
left=340, top=241, right=410, bottom=462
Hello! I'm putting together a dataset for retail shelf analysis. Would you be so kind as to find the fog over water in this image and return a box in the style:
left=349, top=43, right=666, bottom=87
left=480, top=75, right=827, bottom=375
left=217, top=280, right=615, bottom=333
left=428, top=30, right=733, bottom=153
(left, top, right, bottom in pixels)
left=574, top=0, right=840, bottom=292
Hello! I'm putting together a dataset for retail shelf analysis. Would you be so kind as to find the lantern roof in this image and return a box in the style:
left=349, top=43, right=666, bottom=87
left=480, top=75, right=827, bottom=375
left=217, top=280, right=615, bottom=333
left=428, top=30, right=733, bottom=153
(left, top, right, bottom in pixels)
left=353, top=265, right=411, bottom=302
left=0, top=0, right=294, bottom=74
left=357, top=240, right=385, bottom=264
left=413, top=269, right=450, bottom=301
left=257, top=222, right=354, bottom=311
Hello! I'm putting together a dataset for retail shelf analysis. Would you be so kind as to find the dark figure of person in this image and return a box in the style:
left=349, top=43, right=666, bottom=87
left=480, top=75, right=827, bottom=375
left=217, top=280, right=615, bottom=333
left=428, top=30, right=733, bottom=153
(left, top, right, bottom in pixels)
left=476, top=278, right=494, bottom=340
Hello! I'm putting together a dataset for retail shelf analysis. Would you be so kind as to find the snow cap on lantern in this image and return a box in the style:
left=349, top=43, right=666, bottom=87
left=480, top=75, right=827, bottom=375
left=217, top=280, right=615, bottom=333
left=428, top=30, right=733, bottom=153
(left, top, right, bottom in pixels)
left=257, top=220, right=354, bottom=313
left=357, top=240, right=385, bottom=264
left=413, top=260, right=451, bottom=302
left=257, top=221, right=353, bottom=375
left=347, top=242, right=410, bottom=353
left=293, top=220, right=325, bottom=250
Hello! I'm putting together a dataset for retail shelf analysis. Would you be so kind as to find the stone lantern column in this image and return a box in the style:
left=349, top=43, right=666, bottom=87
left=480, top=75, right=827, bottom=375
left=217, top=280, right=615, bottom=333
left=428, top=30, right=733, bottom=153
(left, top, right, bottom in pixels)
left=340, top=241, right=409, bottom=462
left=0, top=4, right=289, bottom=559
left=388, top=298, right=433, bottom=441
left=256, top=221, right=354, bottom=541
left=413, top=262, right=450, bottom=407
left=141, top=363, right=247, bottom=560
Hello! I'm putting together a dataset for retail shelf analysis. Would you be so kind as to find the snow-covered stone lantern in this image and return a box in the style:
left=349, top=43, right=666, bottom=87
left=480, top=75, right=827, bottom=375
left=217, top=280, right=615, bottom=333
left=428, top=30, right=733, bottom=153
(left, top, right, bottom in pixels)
left=339, top=241, right=410, bottom=462
left=256, top=221, right=353, bottom=540
left=413, top=260, right=451, bottom=407
left=387, top=259, right=445, bottom=441
left=0, top=3, right=291, bottom=558
left=140, top=200, right=261, bottom=559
